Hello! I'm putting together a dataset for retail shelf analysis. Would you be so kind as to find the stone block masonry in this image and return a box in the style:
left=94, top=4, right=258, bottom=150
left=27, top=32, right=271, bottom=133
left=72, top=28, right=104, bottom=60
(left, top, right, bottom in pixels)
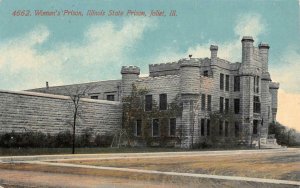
left=0, top=90, right=122, bottom=136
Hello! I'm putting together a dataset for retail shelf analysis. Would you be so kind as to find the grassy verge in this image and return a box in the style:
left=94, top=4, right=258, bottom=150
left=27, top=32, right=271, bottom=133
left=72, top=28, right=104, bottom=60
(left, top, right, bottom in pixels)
left=0, top=146, right=255, bottom=156
left=0, top=147, right=190, bottom=156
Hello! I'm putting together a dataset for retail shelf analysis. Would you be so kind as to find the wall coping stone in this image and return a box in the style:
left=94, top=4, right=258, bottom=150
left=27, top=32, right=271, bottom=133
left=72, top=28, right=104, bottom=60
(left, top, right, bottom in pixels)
left=0, top=90, right=121, bottom=105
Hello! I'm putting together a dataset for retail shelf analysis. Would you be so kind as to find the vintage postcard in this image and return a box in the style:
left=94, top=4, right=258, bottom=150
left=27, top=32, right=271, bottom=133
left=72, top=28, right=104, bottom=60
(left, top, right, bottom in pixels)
left=0, top=0, right=299, bottom=187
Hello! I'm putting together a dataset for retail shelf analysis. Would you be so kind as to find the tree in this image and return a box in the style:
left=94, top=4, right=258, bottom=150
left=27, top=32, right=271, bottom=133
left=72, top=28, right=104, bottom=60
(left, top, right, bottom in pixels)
left=208, top=111, right=239, bottom=147
left=269, top=122, right=297, bottom=146
left=122, top=84, right=182, bottom=147
left=65, top=85, right=95, bottom=154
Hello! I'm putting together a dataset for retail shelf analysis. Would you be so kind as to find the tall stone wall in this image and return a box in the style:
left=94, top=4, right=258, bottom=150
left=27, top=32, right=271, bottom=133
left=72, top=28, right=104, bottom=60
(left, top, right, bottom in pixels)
left=0, top=90, right=122, bottom=135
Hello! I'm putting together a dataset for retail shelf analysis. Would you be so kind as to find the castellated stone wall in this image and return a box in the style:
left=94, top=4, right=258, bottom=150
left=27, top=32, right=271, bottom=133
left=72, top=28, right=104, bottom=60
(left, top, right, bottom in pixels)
left=0, top=90, right=122, bottom=135
left=136, top=75, right=181, bottom=104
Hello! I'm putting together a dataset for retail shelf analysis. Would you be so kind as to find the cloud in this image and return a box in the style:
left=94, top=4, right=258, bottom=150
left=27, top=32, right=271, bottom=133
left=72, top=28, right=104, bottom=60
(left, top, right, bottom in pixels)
left=152, top=13, right=266, bottom=64
left=0, top=25, right=50, bottom=71
left=271, top=47, right=300, bottom=93
left=234, top=13, right=266, bottom=39
left=0, top=18, right=154, bottom=90
left=187, top=13, right=266, bottom=62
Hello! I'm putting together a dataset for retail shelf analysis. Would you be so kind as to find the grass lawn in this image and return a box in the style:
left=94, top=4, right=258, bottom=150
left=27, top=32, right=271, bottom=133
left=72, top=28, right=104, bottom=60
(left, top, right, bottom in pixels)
left=60, top=151, right=300, bottom=181
left=0, top=149, right=299, bottom=187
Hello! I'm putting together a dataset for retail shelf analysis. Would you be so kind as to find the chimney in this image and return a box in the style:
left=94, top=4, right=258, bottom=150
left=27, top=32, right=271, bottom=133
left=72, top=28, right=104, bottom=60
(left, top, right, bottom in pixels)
left=241, top=36, right=254, bottom=65
left=210, top=45, right=218, bottom=61
left=258, top=43, right=270, bottom=72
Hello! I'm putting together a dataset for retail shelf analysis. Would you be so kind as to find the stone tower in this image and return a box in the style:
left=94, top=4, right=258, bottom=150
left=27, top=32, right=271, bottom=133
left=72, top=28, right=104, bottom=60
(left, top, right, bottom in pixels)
left=259, top=43, right=272, bottom=137
left=121, top=66, right=140, bottom=100
left=270, top=82, right=279, bottom=123
left=239, top=36, right=256, bottom=143
left=179, top=58, right=201, bottom=148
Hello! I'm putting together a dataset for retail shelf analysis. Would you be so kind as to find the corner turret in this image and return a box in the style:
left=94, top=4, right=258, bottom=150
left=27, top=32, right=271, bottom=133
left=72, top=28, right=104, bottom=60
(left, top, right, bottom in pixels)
left=121, top=66, right=140, bottom=99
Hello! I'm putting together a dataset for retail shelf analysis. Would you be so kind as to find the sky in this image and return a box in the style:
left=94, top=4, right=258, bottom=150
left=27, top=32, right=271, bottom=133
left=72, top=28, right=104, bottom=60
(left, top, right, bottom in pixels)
left=0, top=0, right=299, bottom=131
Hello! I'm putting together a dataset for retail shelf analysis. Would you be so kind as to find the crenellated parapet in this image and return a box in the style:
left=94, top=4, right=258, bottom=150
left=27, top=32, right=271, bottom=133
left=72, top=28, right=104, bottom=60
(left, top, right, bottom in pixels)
left=149, top=62, right=180, bottom=77
left=179, top=58, right=200, bottom=67
left=121, top=65, right=140, bottom=75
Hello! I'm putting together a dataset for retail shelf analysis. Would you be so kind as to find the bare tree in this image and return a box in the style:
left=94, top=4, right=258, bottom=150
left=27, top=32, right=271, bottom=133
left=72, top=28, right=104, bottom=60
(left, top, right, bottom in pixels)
left=65, top=85, right=95, bottom=154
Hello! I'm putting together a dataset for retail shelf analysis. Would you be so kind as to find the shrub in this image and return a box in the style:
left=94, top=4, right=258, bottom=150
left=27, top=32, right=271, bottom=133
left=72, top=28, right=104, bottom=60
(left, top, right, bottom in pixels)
left=94, top=134, right=114, bottom=147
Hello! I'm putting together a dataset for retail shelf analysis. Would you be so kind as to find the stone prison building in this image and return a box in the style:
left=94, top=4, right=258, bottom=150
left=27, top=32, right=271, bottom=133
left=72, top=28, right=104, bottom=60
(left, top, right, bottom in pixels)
left=0, top=36, right=280, bottom=148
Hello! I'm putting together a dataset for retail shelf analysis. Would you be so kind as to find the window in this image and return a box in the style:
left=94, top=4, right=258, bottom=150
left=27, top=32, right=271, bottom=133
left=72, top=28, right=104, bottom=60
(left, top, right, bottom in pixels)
left=220, top=73, right=224, bottom=90
left=235, top=122, right=239, bottom=137
left=253, top=120, right=258, bottom=134
left=225, top=75, right=229, bottom=91
left=152, top=119, right=159, bottom=137
left=219, top=120, right=223, bottom=136
left=169, top=118, right=176, bottom=136
left=91, top=95, right=98, bottom=99
left=159, top=94, right=167, bottom=110
left=207, top=119, right=210, bottom=136
left=106, top=95, right=115, bottom=101
left=207, top=95, right=211, bottom=111
left=253, top=96, right=261, bottom=113
left=254, top=76, right=259, bottom=93
left=225, top=121, right=229, bottom=137
left=234, top=99, right=240, bottom=114
left=145, top=95, right=152, bottom=111
left=201, top=119, right=205, bottom=136
left=234, top=76, right=240, bottom=91
left=219, top=97, right=224, bottom=113
left=201, top=94, right=206, bottom=111
left=136, top=120, right=142, bottom=137
left=225, top=98, right=229, bottom=114
left=203, top=70, right=209, bottom=77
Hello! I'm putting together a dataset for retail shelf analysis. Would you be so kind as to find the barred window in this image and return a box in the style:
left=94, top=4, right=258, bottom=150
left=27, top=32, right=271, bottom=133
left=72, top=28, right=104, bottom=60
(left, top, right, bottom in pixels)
left=159, top=94, right=167, bottom=110
left=207, top=95, right=212, bottom=111
left=234, top=99, right=240, bottom=114
left=152, top=119, right=159, bottom=137
left=201, top=94, right=206, bottom=111
left=225, top=121, right=229, bottom=137
left=106, top=95, right=115, bottom=101
left=253, top=120, right=258, bottom=134
left=207, top=119, right=210, bottom=136
left=169, top=118, right=176, bottom=136
left=253, top=96, right=261, bottom=113
left=254, top=76, right=260, bottom=93
left=219, top=120, right=223, bottom=136
left=91, top=96, right=98, bottom=99
left=145, top=95, right=152, bottom=111
left=220, top=73, right=224, bottom=90
left=219, top=97, right=224, bottom=113
left=225, top=75, right=230, bottom=91
left=225, top=98, right=229, bottom=114
left=234, top=76, right=240, bottom=91
left=136, top=120, right=142, bottom=137
left=201, top=119, right=205, bottom=136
